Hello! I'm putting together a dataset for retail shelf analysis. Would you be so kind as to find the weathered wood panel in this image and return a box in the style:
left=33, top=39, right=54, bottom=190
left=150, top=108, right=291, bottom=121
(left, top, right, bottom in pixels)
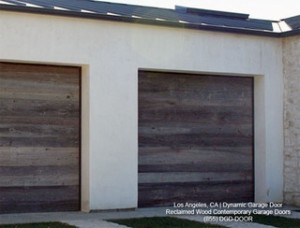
left=0, top=98, right=79, bottom=117
left=0, top=147, right=78, bottom=166
left=0, top=63, right=80, bottom=213
left=0, top=116, right=79, bottom=125
left=139, top=171, right=253, bottom=184
left=0, top=186, right=79, bottom=213
left=139, top=147, right=252, bottom=167
left=139, top=182, right=254, bottom=207
left=0, top=165, right=79, bottom=187
left=138, top=71, right=254, bottom=207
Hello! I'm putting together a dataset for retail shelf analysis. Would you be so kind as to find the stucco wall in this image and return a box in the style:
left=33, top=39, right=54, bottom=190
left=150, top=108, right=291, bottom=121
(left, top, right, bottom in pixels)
left=0, top=11, right=283, bottom=211
left=283, top=35, right=300, bottom=205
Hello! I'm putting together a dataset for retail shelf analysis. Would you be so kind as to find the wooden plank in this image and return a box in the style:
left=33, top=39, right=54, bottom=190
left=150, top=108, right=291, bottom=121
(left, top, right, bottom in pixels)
left=0, top=147, right=78, bottom=166
left=139, top=95, right=252, bottom=110
left=0, top=87, right=79, bottom=101
left=138, top=73, right=253, bottom=104
left=139, top=147, right=252, bottom=166
left=0, top=63, right=80, bottom=213
left=139, top=124, right=252, bottom=136
left=0, top=116, right=79, bottom=126
left=0, top=98, right=79, bottom=117
left=139, top=171, right=253, bottom=184
left=0, top=165, right=79, bottom=187
left=0, top=124, right=79, bottom=138
left=0, top=62, right=80, bottom=76
left=0, top=63, right=79, bottom=101
left=139, top=133, right=252, bottom=147
left=138, top=71, right=252, bottom=90
left=138, top=71, right=254, bottom=207
left=139, top=163, right=252, bottom=173
left=0, top=74, right=80, bottom=87
left=0, top=79, right=79, bottom=98
left=0, top=136, right=79, bottom=147
left=139, top=146, right=253, bottom=172
left=138, top=182, right=254, bottom=207
left=139, top=107, right=252, bottom=125
left=0, top=186, right=79, bottom=213
left=140, top=145, right=252, bottom=155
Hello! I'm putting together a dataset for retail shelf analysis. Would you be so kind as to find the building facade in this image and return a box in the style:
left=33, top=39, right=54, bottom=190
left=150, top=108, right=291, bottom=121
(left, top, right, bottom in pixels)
left=0, top=0, right=299, bottom=213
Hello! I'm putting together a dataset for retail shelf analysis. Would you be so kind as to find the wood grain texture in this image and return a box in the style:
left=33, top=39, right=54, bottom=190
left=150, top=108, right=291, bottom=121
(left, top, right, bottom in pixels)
left=0, top=147, right=78, bottom=166
left=0, top=63, right=80, bottom=213
left=138, top=71, right=254, bottom=207
left=0, top=186, right=79, bottom=213
left=138, top=182, right=254, bottom=207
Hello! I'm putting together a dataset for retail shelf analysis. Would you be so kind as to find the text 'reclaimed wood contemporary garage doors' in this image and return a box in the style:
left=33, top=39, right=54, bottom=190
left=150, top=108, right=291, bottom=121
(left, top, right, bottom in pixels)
left=138, top=71, right=254, bottom=207
left=0, top=63, right=80, bottom=213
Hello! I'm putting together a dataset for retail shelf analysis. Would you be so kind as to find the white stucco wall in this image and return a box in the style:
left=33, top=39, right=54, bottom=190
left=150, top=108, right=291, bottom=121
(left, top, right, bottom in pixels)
left=0, top=11, right=284, bottom=211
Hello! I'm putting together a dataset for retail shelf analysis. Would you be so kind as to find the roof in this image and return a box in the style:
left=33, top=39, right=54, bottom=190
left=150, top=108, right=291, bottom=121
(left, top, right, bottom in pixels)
left=284, top=15, right=300, bottom=30
left=0, top=0, right=299, bottom=37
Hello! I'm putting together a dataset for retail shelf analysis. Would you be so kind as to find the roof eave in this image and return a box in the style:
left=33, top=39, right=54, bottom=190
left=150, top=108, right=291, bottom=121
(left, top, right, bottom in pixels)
left=281, top=29, right=300, bottom=37
left=0, top=4, right=283, bottom=38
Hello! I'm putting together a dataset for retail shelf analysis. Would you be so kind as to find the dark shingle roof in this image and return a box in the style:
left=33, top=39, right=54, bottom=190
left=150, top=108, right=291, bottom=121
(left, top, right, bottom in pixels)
left=0, top=0, right=299, bottom=37
left=284, top=15, right=300, bottom=30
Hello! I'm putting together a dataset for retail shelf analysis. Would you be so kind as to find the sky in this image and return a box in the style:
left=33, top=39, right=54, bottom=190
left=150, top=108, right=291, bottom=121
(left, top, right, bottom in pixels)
left=101, top=0, right=299, bottom=20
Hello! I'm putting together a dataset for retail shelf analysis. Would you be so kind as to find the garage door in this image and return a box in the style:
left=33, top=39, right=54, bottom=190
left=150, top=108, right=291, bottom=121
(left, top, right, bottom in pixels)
left=138, top=71, right=254, bottom=207
left=0, top=63, right=80, bottom=213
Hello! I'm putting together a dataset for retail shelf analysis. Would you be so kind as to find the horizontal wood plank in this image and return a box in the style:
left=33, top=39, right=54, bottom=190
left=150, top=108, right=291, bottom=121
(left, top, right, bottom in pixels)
left=138, top=182, right=254, bottom=207
left=139, top=163, right=252, bottom=173
left=0, top=186, right=79, bottom=213
left=0, top=147, right=78, bottom=167
left=139, top=133, right=252, bottom=147
left=0, top=136, right=79, bottom=147
left=0, top=98, right=79, bottom=117
left=139, top=147, right=252, bottom=167
left=0, top=63, right=80, bottom=213
left=139, top=124, right=252, bottom=136
left=0, top=62, right=80, bottom=76
left=0, top=87, right=79, bottom=101
left=138, top=71, right=254, bottom=207
left=0, top=124, right=79, bottom=138
left=0, top=165, right=79, bottom=187
left=0, top=116, right=79, bottom=126
left=139, top=171, right=253, bottom=184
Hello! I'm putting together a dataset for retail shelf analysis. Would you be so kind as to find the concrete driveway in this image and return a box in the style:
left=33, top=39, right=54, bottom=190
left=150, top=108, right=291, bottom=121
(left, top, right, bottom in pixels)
left=1, top=207, right=300, bottom=228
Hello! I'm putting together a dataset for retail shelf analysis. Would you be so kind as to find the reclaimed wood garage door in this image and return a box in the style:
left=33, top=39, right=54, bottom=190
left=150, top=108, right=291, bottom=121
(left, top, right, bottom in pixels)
left=0, top=63, right=80, bottom=213
left=138, top=71, right=254, bottom=207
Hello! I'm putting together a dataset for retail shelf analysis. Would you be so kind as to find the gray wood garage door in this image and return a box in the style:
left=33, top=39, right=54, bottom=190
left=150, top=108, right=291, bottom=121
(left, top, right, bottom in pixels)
left=138, top=71, right=254, bottom=207
left=0, top=63, right=80, bottom=213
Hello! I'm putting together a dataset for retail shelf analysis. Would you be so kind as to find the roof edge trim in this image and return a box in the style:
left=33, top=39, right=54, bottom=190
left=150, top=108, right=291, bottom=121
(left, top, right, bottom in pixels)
left=175, top=5, right=249, bottom=19
left=0, top=4, right=289, bottom=38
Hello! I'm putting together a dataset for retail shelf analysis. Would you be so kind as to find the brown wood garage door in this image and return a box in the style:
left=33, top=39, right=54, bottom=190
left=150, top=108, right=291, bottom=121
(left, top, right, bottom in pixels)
left=138, top=71, right=254, bottom=207
left=0, top=63, right=80, bottom=213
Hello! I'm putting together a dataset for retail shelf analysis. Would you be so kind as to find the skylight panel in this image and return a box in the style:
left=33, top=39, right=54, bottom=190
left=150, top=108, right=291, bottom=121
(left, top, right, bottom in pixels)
left=10, top=0, right=40, bottom=8
left=0, top=0, right=14, bottom=5
left=107, top=12, right=121, bottom=16
left=272, top=22, right=281, bottom=32
left=25, top=2, right=41, bottom=8
left=54, top=6, right=69, bottom=11
left=132, top=15, right=142, bottom=19
left=278, top=21, right=292, bottom=32
left=81, top=9, right=96, bottom=13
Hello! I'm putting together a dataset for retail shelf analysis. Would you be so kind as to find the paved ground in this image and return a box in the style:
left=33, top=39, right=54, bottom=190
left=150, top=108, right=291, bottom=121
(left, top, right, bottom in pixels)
left=0, top=208, right=167, bottom=228
left=1, top=206, right=300, bottom=228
